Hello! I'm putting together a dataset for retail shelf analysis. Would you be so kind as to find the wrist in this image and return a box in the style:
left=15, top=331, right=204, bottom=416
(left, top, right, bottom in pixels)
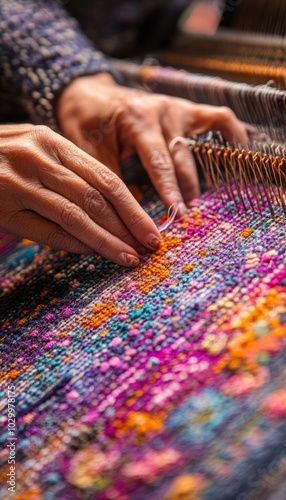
left=58, top=72, right=117, bottom=102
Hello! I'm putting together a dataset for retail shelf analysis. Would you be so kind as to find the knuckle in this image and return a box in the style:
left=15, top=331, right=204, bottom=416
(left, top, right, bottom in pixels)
left=157, top=94, right=172, bottom=111
left=83, top=188, right=106, bottom=217
left=98, top=168, right=124, bottom=196
left=59, top=201, right=85, bottom=230
left=83, top=127, right=103, bottom=147
left=99, top=117, right=114, bottom=135
left=46, top=229, right=70, bottom=250
left=29, top=125, right=58, bottom=149
left=118, top=97, right=147, bottom=121
left=30, top=125, right=51, bottom=138
left=148, top=148, right=172, bottom=173
left=219, top=106, right=236, bottom=120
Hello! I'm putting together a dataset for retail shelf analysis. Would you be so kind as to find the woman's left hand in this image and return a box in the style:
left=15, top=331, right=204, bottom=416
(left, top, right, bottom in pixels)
left=57, top=73, right=248, bottom=216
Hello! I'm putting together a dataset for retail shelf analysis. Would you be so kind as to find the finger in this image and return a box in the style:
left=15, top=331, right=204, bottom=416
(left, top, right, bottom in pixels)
left=211, top=107, right=248, bottom=146
left=8, top=210, right=93, bottom=254
left=242, top=121, right=256, bottom=135
left=162, top=119, right=200, bottom=202
left=37, top=158, right=147, bottom=254
left=0, top=123, right=36, bottom=137
left=170, top=142, right=200, bottom=202
left=186, top=104, right=248, bottom=146
left=131, top=128, right=188, bottom=216
left=23, top=188, right=141, bottom=266
left=49, top=138, right=162, bottom=250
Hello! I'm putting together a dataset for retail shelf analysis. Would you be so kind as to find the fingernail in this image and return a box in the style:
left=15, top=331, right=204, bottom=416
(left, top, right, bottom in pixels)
left=177, top=202, right=188, bottom=217
left=120, top=253, right=140, bottom=267
left=147, top=235, right=162, bottom=250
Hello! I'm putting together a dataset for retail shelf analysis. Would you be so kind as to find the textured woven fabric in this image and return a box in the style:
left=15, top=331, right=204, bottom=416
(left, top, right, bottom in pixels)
left=0, top=187, right=286, bottom=500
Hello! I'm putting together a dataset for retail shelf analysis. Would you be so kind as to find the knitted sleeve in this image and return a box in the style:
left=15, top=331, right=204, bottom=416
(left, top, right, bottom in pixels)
left=0, top=0, right=118, bottom=129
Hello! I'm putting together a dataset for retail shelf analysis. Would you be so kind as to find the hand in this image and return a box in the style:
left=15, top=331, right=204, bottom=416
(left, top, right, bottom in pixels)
left=0, top=124, right=162, bottom=266
left=57, top=73, right=248, bottom=216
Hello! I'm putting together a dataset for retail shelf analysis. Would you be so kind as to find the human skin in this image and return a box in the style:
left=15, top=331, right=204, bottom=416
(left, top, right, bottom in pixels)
left=57, top=73, right=248, bottom=216
left=0, top=124, right=162, bottom=266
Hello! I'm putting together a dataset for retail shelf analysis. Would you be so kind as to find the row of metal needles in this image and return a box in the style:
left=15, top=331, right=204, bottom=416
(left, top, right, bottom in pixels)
left=191, top=140, right=286, bottom=217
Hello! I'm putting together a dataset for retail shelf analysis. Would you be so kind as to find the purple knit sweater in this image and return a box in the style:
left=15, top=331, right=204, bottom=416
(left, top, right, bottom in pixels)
left=0, top=0, right=189, bottom=128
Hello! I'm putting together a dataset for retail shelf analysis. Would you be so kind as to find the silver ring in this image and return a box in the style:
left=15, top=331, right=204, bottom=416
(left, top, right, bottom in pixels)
left=168, top=136, right=194, bottom=153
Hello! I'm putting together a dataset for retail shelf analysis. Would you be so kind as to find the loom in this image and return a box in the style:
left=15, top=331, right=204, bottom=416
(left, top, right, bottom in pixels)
left=1, top=2, right=286, bottom=499
left=113, top=0, right=286, bottom=218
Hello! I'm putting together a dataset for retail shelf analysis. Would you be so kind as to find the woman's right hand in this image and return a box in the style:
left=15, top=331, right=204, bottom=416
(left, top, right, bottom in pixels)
left=0, top=124, right=162, bottom=266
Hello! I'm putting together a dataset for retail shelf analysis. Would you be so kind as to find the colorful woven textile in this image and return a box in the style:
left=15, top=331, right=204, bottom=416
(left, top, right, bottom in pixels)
left=1, top=185, right=286, bottom=500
